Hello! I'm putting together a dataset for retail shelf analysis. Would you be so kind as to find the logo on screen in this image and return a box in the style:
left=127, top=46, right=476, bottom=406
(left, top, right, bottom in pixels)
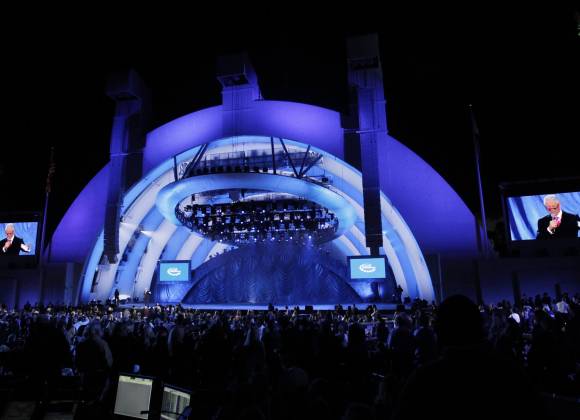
left=359, top=263, right=376, bottom=273
left=166, top=267, right=182, bottom=277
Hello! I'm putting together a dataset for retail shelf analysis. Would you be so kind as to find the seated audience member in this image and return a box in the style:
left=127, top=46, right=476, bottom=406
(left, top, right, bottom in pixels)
left=393, top=295, right=545, bottom=420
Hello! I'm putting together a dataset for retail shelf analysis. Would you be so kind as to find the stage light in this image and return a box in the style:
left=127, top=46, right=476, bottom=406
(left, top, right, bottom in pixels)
left=175, top=196, right=338, bottom=245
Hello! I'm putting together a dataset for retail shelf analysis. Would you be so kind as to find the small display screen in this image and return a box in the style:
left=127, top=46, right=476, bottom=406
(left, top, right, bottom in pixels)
left=348, top=257, right=387, bottom=279
left=158, top=261, right=191, bottom=282
left=161, top=385, right=191, bottom=420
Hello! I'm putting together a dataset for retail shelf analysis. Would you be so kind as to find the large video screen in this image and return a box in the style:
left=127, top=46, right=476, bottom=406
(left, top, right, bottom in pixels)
left=158, top=260, right=191, bottom=282
left=348, top=256, right=387, bottom=279
left=506, top=192, right=580, bottom=241
left=0, top=220, right=39, bottom=256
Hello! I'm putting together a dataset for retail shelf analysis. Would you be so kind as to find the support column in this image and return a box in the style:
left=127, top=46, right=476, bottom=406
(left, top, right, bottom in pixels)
left=103, top=70, right=151, bottom=263
left=217, top=53, right=261, bottom=137
left=346, top=35, right=388, bottom=256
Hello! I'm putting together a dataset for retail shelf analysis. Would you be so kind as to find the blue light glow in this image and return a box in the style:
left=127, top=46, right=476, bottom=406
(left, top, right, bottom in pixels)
left=50, top=94, right=480, bottom=304
left=52, top=101, right=462, bottom=300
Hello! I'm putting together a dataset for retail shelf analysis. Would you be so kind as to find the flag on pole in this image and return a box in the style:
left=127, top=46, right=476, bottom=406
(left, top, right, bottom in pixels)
left=46, top=147, right=55, bottom=193
left=470, top=104, right=481, bottom=149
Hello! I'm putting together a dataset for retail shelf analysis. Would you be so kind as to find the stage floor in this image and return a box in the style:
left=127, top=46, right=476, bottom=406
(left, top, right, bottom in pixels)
left=119, top=303, right=406, bottom=311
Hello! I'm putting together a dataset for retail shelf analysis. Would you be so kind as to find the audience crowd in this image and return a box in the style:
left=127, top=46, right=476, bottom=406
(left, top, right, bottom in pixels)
left=0, top=291, right=578, bottom=419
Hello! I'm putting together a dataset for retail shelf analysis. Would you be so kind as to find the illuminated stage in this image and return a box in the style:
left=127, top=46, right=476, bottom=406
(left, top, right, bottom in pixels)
left=0, top=36, right=577, bottom=314
left=33, top=37, right=488, bottom=310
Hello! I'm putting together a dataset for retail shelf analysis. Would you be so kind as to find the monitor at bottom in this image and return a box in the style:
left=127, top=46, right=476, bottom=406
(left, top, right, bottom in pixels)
left=161, top=385, right=191, bottom=420
left=114, top=374, right=154, bottom=419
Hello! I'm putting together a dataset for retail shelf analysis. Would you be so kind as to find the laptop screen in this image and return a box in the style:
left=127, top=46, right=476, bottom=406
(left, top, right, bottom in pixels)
left=161, top=384, right=191, bottom=420
left=114, top=374, right=154, bottom=419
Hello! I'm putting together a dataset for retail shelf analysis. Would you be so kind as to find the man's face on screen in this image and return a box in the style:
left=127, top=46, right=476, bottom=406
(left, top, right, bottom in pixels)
left=545, top=201, right=560, bottom=216
left=5, top=228, right=15, bottom=240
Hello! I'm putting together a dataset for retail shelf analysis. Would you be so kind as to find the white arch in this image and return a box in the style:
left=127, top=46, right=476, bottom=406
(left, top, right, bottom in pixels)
left=133, top=220, right=177, bottom=300
left=176, top=233, right=204, bottom=261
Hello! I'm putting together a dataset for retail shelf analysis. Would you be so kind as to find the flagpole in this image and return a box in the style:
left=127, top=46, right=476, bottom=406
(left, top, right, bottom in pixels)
left=469, top=104, right=490, bottom=258
left=39, top=147, right=55, bottom=303
left=40, top=147, right=55, bottom=264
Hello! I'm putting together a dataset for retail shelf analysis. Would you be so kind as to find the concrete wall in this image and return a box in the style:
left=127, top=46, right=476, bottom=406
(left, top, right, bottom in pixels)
left=0, top=263, right=83, bottom=309
left=477, top=256, right=580, bottom=304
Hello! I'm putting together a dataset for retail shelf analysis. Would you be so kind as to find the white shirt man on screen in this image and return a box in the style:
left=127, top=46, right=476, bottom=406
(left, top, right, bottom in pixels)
left=536, top=195, right=580, bottom=239
left=0, top=224, right=31, bottom=255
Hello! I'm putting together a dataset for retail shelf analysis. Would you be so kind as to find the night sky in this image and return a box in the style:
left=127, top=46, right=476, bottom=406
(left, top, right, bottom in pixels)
left=1, top=7, right=578, bottom=239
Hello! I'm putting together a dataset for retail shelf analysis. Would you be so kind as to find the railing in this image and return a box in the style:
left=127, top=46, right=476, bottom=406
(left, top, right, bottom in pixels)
left=179, top=146, right=331, bottom=187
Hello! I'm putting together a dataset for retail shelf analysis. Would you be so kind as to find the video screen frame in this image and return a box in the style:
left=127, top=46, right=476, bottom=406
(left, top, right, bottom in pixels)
left=113, top=373, right=155, bottom=419
left=499, top=177, right=580, bottom=252
left=158, top=260, right=191, bottom=282
left=160, top=383, right=191, bottom=420
left=347, top=255, right=388, bottom=279
left=0, top=212, right=42, bottom=266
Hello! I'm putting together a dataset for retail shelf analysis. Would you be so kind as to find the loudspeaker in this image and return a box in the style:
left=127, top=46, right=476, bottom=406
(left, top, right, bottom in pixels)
left=305, top=305, right=314, bottom=314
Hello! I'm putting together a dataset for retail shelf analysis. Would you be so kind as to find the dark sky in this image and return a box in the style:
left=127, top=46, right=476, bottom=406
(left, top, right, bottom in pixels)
left=1, top=7, right=578, bottom=238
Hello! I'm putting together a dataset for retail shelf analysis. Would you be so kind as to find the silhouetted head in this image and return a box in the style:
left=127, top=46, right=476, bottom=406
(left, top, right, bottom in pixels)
left=418, top=311, right=431, bottom=328
left=341, top=402, right=375, bottom=420
left=435, top=295, right=484, bottom=347
left=394, top=312, right=412, bottom=329
left=87, top=321, right=103, bottom=339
